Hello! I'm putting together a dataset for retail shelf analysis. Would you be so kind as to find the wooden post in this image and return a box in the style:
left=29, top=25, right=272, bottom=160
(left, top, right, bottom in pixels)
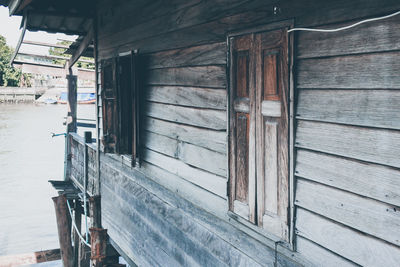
left=90, top=228, right=108, bottom=267
left=52, top=195, right=74, bottom=267
left=66, top=71, right=77, bottom=133
left=73, top=199, right=82, bottom=267
left=78, top=240, right=91, bottom=267
left=89, top=195, right=102, bottom=228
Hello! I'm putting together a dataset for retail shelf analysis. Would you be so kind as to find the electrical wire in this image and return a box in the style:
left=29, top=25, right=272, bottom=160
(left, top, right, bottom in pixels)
left=66, top=200, right=91, bottom=248
left=288, top=10, right=400, bottom=33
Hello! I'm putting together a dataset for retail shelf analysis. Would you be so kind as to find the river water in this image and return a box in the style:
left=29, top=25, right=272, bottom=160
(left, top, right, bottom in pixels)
left=0, top=103, right=95, bottom=256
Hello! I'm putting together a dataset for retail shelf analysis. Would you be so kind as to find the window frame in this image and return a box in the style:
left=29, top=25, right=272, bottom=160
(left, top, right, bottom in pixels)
left=226, top=20, right=295, bottom=249
left=100, top=50, right=140, bottom=167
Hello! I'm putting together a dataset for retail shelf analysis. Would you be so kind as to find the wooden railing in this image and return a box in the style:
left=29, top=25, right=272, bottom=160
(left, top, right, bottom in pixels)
left=69, top=132, right=97, bottom=195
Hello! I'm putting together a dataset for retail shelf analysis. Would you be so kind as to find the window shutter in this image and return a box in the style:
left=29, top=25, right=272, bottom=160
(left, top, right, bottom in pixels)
left=229, top=28, right=290, bottom=240
left=229, top=34, right=256, bottom=223
left=101, top=58, right=119, bottom=153
left=131, top=52, right=139, bottom=166
left=255, top=29, right=289, bottom=241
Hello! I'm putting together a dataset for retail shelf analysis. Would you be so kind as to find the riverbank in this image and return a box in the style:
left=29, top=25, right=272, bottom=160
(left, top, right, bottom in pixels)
left=0, top=87, right=44, bottom=103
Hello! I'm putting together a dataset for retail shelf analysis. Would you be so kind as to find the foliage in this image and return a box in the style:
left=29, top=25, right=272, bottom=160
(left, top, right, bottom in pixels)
left=0, top=35, right=24, bottom=87
left=49, top=40, right=95, bottom=70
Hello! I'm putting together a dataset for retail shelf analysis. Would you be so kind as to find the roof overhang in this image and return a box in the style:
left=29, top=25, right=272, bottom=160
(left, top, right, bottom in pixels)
left=1, top=0, right=95, bottom=68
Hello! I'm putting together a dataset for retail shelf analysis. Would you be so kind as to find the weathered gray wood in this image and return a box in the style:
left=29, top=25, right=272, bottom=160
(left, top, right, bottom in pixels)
left=297, top=52, right=400, bottom=89
left=100, top=153, right=299, bottom=267
left=296, top=236, right=357, bottom=267
left=144, top=131, right=227, bottom=177
left=100, top=165, right=261, bottom=267
left=295, top=149, right=400, bottom=207
left=144, top=117, right=226, bottom=153
left=52, top=195, right=73, bottom=267
left=297, top=15, right=400, bottom=59
left=98, top=0, right=271, bottom=52
left=98, top=0, right=202, bottom=40
left=146, top=66, right=226, bottom=88
left=144, top=42, right=226, bottom=69
left=143, top=149, right=227, bottom=198
left=98, top=0, right=400, bottom=57
left=145, top=102, right=226, bottom=130
left=296, top=178, right=400, bottom=246
left=143, top=131, right=180, bottom=158
left=179, top=142, right=227, bottom=177
left=145, top=85, right=226, bottom=110
left=296, top=208, right=400, bottom=267
left=297, top=89, right=400, bottom=129
left=140, top=161, right=227, bottom=217
left=296, top=120, right=400, bottom=168
left=102, top=186, right=189, bottom=267
left=66, top=74, right=77, bottom=133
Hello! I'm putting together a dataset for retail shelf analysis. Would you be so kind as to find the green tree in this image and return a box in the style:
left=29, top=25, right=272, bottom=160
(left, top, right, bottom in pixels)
left=49, top=40, right=95, bottom=70
left=0, top=34, right=22, bottom=87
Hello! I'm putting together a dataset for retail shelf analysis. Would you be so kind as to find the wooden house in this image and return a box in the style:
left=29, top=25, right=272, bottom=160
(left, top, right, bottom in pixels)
left=2, top=0, right=400, bottom=266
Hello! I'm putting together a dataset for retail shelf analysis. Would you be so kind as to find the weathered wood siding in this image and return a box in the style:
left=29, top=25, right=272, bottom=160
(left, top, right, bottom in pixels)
left=295, top=14, right=400, bottom=266
left=69, top=134, right=97, bottom=195
left=95, top=0, right=400, bottom=266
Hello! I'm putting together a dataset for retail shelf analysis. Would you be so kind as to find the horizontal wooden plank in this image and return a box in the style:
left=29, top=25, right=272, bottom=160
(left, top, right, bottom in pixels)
left=97, top=9, right=290, bottom=57
left=97, top=0, right=400, bottom=57
left=297, top=15, right=400, bottom=59
left=143, top=42, right=226, bottom=69
left=143, top=117, right=226, bottom=153
left=102, top=185, right=196, bottom=267
left=98, top=0, right=271, bottom=52
left=143, top=131, right=227, bottom=177
left=146, top=66, right=226, bottom=88
left=144, top=102, right=226, bottom=130
left=296, top=120, right=400, bottom=168
left=145, top=85, right=226, bottom=110
left=98, top=0, right=201, bottom=40
left=100, top=153, right=298, bottom=267
left=179, top=142, right=227, bottom=177
left=296, top=208, right=400, bottom=266
left=296, top=236, right=357, bottom=267
left=296, top=179, right=400, bottom=246
left=142, top=149, right=227, bottom=198
left=295, top=149, right=400, bottom=207
left=140, top=161, right=227, bottom=217
left=297, top=52, right=400, bottom=89
left=297, top=89, right=400, bottom=129
left=100, top=164, right=260, bottom=266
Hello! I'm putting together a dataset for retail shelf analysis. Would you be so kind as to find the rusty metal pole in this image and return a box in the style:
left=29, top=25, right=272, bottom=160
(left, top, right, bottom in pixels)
left=52, top=195, right=74, bottom=267
left=90, top=228, right=108, bottom=267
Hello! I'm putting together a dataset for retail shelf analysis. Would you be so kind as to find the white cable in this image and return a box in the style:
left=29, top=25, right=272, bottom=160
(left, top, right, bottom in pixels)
left=66, top=200, right=92, bottom=248
left=288, top=10, right=400, bottom=33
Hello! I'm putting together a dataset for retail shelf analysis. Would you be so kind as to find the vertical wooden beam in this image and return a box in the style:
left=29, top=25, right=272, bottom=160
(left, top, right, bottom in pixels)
left=90, top=228, right=108, bottom=267
left=66, top=71, right=77, bottom=133
left=73, top=200, right=82, bottom=267
left=78, top=240, right=91, bottom=267
left=52, top=195, right=74, bottom=267
left=89, top=195, right=102, bottom=228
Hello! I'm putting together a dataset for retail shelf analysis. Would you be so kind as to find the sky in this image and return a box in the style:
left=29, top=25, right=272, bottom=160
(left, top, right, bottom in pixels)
left=0, top=6, right=77, bottom=55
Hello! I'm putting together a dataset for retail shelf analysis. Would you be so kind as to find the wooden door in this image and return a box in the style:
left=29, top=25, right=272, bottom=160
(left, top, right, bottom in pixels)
left=229, top=28, right=289, bottom=240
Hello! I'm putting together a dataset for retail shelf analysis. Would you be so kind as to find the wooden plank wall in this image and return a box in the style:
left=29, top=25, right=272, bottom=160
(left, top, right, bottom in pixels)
left=69, top=134, right=97, bottom=195
left=95, top=0, right=400, bottom=266
left=294, top=14, right=400, bottom=266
